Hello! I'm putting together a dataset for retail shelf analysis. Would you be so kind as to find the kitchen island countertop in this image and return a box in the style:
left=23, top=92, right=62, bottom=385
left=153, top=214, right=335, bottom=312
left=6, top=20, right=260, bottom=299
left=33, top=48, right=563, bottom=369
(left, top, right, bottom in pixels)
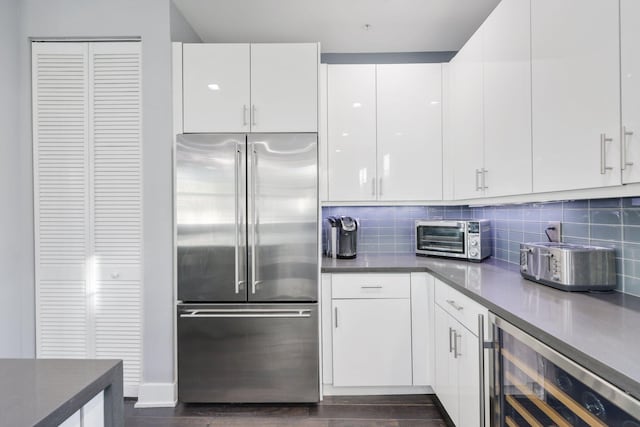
left=0, top=358, right=123, bottom=427
left=323, top=254, right=640, bottom=400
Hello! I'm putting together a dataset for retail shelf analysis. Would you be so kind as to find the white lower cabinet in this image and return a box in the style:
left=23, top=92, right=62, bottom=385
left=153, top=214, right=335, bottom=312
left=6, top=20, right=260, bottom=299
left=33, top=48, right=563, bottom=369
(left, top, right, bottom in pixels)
left=59, top=391, right=105, bottom=427
left=332, top=298, right=412, bottom=387
left=323, top=272, right=433, bottom=390
left=434, top=279, right=488, bottom=427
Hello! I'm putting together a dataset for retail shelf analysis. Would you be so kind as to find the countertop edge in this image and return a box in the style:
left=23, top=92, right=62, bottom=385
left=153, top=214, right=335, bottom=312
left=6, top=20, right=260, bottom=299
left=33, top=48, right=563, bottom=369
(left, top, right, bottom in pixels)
left=322, top=263, right=640, bottom=400
left=34, top=360, right=123, bottom=427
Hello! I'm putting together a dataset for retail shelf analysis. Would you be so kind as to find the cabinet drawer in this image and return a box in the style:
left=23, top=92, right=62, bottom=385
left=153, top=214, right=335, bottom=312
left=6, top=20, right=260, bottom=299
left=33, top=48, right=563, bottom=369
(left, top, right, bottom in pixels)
left=435, top=278, right=485, bottom=335
left=332, top=273, right=410, bottom=299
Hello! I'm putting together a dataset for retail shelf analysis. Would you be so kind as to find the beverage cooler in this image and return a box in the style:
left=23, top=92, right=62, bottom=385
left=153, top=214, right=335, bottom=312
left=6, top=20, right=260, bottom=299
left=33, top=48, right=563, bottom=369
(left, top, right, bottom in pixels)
left=490, top=314, right=640, bottom=426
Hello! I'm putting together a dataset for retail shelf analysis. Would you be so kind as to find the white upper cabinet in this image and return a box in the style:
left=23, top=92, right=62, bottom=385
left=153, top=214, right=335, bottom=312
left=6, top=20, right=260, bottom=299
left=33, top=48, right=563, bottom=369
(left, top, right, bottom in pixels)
left=531, top=0, right=621, bottom=192
left=622, top=0, right=640, bottom=184
left=482, top=0, right=532, bottom=197
left=250, top=43, right=318, bottom=132
left=450, top=30, right=485, bottom=200
left=183, top=44, right=250, bottom=133
left=183, top=43, right=318, bottom=133
left=327, top=65, right=377, bottom=201
left=377, top=64, right=443, bottom=201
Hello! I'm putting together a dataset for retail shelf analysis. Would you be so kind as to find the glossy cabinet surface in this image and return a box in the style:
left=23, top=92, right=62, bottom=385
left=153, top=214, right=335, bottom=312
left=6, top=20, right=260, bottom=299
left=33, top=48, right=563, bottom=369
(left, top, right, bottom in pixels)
left=622, top=0, right=640, bottom=184
left=376, top=64, right=443, bottom=201
left=531, top=0, right=621, bottom=192
left=482, top=0, right=532, bottom=197
left=434, top=279, right=486, bottom=427
left=183, top=44, right=250, bottom=133
left=327, top=65, right=377, bottom=201
left=250, top=43, right=318, bottom=132
left=332, top=298, right=412, bottom=387
left=450, top=29, right=485, bottom=200
left=183, top=43, right=317, bottom=133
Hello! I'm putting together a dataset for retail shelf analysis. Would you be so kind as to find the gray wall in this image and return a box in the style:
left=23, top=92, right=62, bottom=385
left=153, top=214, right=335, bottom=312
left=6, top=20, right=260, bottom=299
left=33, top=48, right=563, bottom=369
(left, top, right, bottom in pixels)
left=0, top=0, right=29, bottom=357
left=20, top=0, right=175, bottom=385
left=170, top=1, right=201, bottom=42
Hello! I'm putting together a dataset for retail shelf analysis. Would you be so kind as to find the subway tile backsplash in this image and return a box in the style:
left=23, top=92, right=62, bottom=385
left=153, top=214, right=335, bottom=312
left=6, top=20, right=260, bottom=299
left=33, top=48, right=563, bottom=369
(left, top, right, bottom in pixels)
left=322, top=196, right=640, bottom=296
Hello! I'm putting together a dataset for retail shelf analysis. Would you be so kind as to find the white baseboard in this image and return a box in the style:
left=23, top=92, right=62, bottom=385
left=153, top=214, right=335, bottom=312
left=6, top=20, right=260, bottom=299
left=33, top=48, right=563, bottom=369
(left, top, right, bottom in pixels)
left=134, top=382, right=177, bottom=408
left=322, top=384, right=433, bottom=396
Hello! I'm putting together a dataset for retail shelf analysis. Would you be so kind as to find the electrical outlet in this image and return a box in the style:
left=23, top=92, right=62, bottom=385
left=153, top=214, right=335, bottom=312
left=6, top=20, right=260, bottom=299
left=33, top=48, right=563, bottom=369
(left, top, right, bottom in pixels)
left=545, top=221, right=562, bottom=243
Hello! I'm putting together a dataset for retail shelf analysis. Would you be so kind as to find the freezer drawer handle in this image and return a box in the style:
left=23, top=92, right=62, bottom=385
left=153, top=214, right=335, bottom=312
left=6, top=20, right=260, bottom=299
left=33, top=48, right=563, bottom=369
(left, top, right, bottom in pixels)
left=180, top=309, right=312, bottom=318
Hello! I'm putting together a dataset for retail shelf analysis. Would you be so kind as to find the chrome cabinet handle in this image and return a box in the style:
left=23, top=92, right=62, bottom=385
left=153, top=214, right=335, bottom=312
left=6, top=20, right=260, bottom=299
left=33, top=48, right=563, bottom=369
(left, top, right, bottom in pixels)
left=334, top=307, right=339, bottom=328
left=379, top=177, right=383, bottom=197
left=623, top=126, right=634, bottom=169
left=361, top=285, right=383, bottom=289
left=446, top=299, right=464, bottom=311
left=449, top=327, right=454, bottom=353
left=371, top=179, right=376, bottom=197
left=482, top=168, right=488, bottom=190
left=454, top=332, right=461, bottom=358
left=243, top=105, right=248, bottom=127
left=252, top=105, right=257, bottom=126
left=600, top=133, right=613, bottom=174
left=475, top=169, right=482, bottom=191
left=110, top=272, right=120, bottom=279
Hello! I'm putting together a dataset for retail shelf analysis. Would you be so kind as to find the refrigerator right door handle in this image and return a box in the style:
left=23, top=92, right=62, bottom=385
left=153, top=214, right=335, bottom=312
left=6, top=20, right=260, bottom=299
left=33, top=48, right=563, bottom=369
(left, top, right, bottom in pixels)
left=251, top=144, right=258, bottom=294
left=235, top=144, right=241, bottom=294
left=180, top=308, right=312, bottom=318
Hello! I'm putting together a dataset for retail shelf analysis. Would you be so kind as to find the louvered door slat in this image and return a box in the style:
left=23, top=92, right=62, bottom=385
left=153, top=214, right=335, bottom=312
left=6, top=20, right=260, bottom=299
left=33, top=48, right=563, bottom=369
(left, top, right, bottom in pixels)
left=90, top=42, right=142, bottom=396
left=33, top=42, right=90, bottom=359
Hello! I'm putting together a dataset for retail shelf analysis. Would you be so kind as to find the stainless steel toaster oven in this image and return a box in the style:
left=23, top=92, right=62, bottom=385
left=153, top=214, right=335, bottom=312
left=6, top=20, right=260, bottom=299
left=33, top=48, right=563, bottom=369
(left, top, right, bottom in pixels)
left=415, top=219, right=491, bottom=262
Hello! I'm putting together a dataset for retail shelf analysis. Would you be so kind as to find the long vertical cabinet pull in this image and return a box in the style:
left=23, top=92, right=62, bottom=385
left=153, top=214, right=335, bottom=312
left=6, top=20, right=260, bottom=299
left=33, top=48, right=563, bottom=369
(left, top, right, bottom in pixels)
left=475, top=169, right=482, bottom=191
left=243, top=105, right=248, bottom=127
left=482, top=169, right=488, bottom=190
left=334, top=307, right=339, bottom=328
left=453, top=332, right=461, bottom=359
left=252, top=105, right=257, bottom=126
left=449, top=327, right=454, bottom=352
left=623, top=127, right=635, bottom=169
left=600, top=133, right=614, bottom=174
left=379, top=177, right=383, bottom=197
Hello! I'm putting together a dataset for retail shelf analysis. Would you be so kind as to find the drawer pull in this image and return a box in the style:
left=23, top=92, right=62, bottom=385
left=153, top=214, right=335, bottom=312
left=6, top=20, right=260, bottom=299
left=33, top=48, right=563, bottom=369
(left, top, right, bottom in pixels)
left=446, top=299, right=464, bottom=311
left=361, top=285, right=383, bottom=289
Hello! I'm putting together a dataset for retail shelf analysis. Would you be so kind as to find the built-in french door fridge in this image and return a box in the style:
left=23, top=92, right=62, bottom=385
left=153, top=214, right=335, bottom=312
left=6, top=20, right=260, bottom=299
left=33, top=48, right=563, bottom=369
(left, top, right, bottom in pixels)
left=176, top=133, right=319, bottom=403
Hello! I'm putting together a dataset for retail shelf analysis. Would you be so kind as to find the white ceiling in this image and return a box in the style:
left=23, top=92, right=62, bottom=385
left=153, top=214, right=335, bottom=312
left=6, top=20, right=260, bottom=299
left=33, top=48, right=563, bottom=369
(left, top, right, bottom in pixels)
left=173, top=0, right=501, bottom=53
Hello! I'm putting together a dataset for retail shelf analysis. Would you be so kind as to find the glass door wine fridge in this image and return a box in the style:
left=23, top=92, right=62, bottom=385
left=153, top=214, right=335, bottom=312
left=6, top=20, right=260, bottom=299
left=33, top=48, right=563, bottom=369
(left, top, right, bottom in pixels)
left=490, top=314, right=640, bottom=426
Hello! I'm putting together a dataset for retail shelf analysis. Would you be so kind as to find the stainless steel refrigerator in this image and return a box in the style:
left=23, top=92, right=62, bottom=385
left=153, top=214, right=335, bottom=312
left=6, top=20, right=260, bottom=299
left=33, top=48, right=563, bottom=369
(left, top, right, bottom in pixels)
left=176, top=133, right=319, bottom=403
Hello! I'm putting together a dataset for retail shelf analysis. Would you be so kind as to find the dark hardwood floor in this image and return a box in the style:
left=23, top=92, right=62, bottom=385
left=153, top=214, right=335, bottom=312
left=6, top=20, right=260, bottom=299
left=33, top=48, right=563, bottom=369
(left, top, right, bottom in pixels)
left=125, top=394, right=448, bottom=427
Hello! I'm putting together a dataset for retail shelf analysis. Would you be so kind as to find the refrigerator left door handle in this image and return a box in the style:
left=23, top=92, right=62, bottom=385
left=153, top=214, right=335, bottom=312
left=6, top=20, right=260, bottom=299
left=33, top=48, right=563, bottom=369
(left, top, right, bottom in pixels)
left=235, top=143, right=242, bottom=294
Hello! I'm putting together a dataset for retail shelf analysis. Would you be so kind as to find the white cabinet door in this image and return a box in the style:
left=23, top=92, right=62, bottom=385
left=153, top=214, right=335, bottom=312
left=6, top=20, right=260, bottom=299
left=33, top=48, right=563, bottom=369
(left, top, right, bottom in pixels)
left=531, top=0, right=621, bottom=192
left=450, top=31, right=485, bottom=200
left=332, top=298, right=412, bottom=387
left=434, top=305, right=459, bottom=425
left=377, top=64, right=443, bottom=201
left=482, top=0, right=532, bottom=197
left=457, top=326, right=480, bottom=427
left=250, top=43, right=318, bottom=132
left=622, top=0, right=640, bottom=184
left=327, top=65, right=377, bottom=201
left=183, top=44, right=250, bottom=133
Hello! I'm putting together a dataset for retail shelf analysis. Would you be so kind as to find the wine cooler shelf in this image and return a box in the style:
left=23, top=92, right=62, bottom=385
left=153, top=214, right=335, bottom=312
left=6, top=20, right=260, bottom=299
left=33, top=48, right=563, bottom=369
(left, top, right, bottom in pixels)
left=492, top=315, right=640, bottom=427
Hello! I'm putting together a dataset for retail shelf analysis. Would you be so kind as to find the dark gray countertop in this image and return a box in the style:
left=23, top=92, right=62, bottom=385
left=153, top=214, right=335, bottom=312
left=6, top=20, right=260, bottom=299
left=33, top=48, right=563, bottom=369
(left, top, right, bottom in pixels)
left=323, top=254, right=640, bottom=400
left=0, top=358, right=123, bottom=427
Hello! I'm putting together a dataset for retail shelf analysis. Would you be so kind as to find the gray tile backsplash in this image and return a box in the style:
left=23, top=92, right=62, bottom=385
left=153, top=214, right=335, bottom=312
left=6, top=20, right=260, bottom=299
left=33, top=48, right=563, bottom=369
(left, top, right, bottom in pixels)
left=322, top=196, right=640, bottom=297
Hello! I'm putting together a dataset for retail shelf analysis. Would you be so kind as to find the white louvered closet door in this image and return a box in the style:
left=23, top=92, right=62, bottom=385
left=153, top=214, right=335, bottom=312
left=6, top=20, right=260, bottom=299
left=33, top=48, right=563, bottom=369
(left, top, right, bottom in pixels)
left=33, top=41, right=142, bottom=396
left=89, top=42, right=142, bottom=396
left=33, top=42, right=91, bottom=359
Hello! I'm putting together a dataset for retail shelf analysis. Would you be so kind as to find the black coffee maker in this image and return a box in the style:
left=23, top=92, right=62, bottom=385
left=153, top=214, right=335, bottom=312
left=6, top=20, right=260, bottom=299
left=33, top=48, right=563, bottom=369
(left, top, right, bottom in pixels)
left=327, top=216, right=358, bottom=259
